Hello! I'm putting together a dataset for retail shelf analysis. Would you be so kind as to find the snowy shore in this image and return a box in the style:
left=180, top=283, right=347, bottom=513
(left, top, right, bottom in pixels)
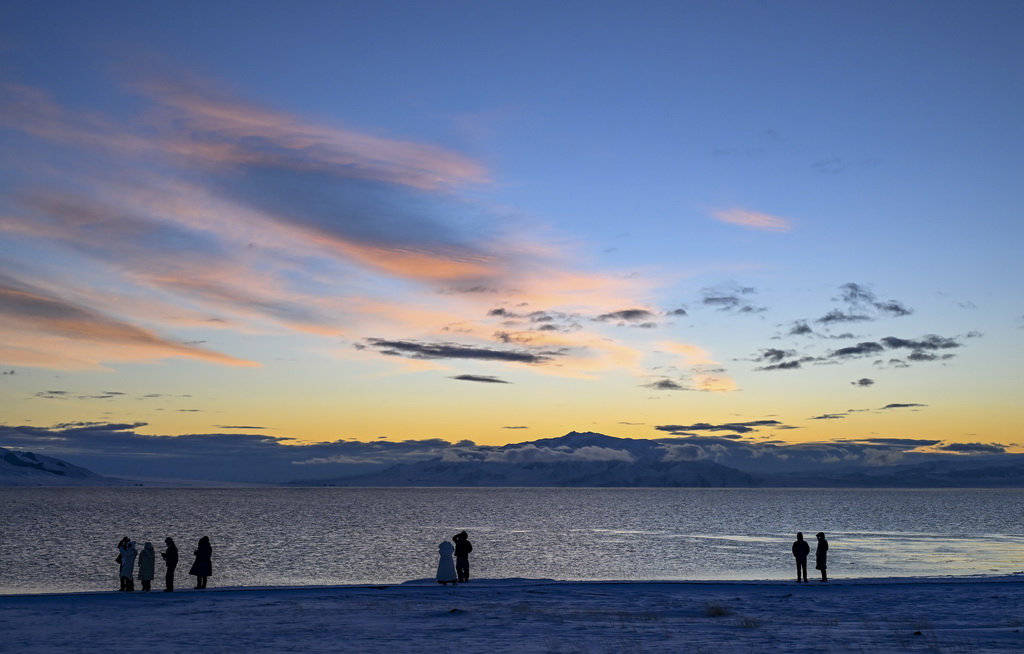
left=2, top=576, right=1022, bottom=653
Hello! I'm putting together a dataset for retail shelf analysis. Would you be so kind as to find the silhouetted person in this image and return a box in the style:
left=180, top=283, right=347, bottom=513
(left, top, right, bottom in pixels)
left=117, top=537, right=137, bottom=591
left=189, top=536, right=212, bottom=589
left=161, top=537, right=178, bottom=592
left=138, top=542, right=156, bottom=591
left=436, top=540, right=457, bottom=586
left=453, top=531, right=473, bottom=583
left=815, top=532, right=828, bottom=582
left=792, top=532, right=810, bottom=582
left=115, top=536, right=126, bottom=589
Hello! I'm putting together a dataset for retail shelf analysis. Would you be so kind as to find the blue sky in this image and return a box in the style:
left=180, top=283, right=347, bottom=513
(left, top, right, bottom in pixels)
left=1, top=1, right=1022, bottom=476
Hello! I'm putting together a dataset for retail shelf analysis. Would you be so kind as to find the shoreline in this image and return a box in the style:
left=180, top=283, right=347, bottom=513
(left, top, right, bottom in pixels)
left=3, top=576, right=1022, bottom=653
left=4, top=572, right=1024, bottom=598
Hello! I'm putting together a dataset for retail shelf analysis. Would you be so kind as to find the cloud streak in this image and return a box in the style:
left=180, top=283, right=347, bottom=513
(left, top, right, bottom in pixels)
left=1, top=74, right=669, bottom=377
left=712, top=208, right=793, bottom=232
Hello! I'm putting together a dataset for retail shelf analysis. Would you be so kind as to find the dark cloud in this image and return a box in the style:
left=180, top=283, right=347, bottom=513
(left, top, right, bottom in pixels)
left=655, top=420, right=784, bottom=435
left=667, top=308, right=688, bottom=317
left=34, top=390, right=71, bottom=399
left=874, top=301, right=912, bottom=317
left=215, top=425, right=269, bottom=430
left=752, top=348, right=804, bottom=371
left=595, top=309, right=655, bottom=323
left=817, top=309, right=872, bottom=324
left=451, top=374, right=511, bottom=384
left=810, top=414, right=846, bottom=420
left=817, top=283, right=913, bottom=324
left=852, top=378, right=875, bottom=387
left=700, top=284, right=765, bottom=314
left=881, top=403, right=926, bottom=410
left=502, top=426, right=529, bottom=430
left=936, top=442, right=1006, bottom=454
left=757, top=360, right=802, bottom=371
left=643, top=379, right=689, bottom=391
left=758, top=348, right=794, bottom=363
left=854, top=438, right=941, bottom=447
left=789, top=321, right=813, bottom=336
left=907, top=351, right=955, bottom=362
left=487, top=309, right=582, bottom=335
left=881, top=335, right=960, bottom=350
left=33, top=390, right=134, bottom=401
left=362, top=338, right=561, bottom=364
left=829, top=341, right=885, bottom=358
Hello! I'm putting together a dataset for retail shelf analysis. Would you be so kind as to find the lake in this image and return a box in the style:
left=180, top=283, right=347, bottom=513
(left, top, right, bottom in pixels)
left=2, top=487, right=1022, bottom=594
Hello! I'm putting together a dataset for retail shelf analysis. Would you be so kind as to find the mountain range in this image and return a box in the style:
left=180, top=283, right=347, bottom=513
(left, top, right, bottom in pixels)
left=4, top=432, right=1024, bottom=488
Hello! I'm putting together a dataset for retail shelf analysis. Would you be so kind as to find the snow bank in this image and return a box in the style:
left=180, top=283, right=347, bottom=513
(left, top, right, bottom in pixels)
left=2, top=577, right=1022, bottom=653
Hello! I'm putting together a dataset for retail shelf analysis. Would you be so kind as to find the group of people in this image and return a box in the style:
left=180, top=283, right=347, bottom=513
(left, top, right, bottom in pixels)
left=791, top=531, right=828, bottom=583
left=117, top=529, right=824, bottom=591
left=436, top=531, right=473, bottom=585
left=116, top=535, right=212, bottom=592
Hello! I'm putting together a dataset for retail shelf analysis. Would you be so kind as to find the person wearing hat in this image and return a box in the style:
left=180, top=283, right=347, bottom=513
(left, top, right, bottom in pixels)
left=161, top=537, right=179, bottom=592
left=436, top=539, right=458, bottom=586
left=117, top=537, right=137, bottom=591
left=138, top=542, right=156, bottom=591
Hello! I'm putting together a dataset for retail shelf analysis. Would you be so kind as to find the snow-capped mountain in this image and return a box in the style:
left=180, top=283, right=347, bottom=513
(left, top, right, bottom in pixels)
left=305, top=431, right=761, bottom=487
left=0, top=447, right=125, bottom=486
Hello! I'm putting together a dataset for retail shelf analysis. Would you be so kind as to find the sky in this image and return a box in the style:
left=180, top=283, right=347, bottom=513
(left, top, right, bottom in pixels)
left=1, top=1, right=1023, bottom=476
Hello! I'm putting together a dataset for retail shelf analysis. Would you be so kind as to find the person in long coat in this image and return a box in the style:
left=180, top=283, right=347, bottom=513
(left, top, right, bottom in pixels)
left=436, top=540, right=458, bottom=586
left=138, top=542, right=156, bottom=591
left=791, top=532, right=810, bottom=583
left=161, top=537, right=179, bottom=592
left=117, top=538, right=138, bottom=591
left=453, top=531, right=473, bottom=583
left=188, top=536, right=212, bottom=589
left=815, top=532, right=829, bottom=582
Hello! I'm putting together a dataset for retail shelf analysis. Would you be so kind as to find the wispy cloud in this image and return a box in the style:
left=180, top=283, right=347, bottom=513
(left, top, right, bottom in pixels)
left=1, top=74, right=668, bottom=376
left=450, top=374, right=512, bottom=384
left=0, top=274, right=258, bottom=369
left=711, top=208, right=793, bottom=232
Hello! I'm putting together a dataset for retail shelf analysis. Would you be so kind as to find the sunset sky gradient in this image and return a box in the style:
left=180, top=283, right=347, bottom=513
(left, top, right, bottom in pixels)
left=2, top=1, right=1022, bottom=467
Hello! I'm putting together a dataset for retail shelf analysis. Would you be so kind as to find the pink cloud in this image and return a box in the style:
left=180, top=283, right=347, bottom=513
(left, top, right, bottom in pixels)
left=712, top=208, right=793, bottom=232
left=0, top=278, right=259, bottom=369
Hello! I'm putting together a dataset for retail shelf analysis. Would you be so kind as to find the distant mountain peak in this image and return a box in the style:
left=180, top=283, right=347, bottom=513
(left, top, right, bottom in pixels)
left=0, top=447, right=115, bottom=486
left=506, top=431, right=630, bottom=449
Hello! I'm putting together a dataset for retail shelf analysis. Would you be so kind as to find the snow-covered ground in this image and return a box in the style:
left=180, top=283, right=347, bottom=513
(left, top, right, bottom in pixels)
left=2, top=577, right=1022, bottom=653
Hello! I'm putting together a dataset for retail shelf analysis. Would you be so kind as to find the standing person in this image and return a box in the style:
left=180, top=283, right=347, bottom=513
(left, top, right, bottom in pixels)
left=138, top=542, right=156, bottom=591
left=117, top=537, right=138, bottom=592
left=791, top=532, right=810, bottom=583
left=436, top=540, right=458, bottom=586
left=161, top=537, right=178, bottom=592
left=815, top=532, right=829, bottom=582
left=453, top=531, right=473, bottom=583
left=115, top=536, right=127, bottom=590
left=189, top=536, right=212, bottom=589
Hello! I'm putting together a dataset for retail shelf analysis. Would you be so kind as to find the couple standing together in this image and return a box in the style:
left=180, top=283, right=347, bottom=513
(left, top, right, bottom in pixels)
left=792, top=532, right=828, bottom=583
left=436, top=531, right=472, bottom=585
